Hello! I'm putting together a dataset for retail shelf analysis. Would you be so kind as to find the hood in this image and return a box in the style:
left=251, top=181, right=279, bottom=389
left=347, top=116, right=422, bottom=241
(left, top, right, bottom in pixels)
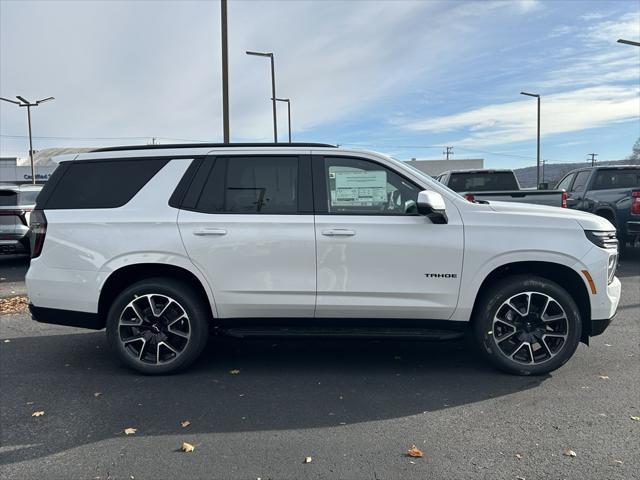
left=487, top=201, right=615, bottom=231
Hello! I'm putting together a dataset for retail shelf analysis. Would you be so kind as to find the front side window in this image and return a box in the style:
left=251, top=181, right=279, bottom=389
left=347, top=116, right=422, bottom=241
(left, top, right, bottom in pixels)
left=197, top=156, right=298, bottom=214
left=323, top=157, right=420, bottom=215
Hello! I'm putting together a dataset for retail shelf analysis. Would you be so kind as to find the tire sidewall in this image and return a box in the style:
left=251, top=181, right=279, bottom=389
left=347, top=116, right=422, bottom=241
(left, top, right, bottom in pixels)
left=106, top=278, right=209, bottom=375
left=475, top=276, right=582, bottom=375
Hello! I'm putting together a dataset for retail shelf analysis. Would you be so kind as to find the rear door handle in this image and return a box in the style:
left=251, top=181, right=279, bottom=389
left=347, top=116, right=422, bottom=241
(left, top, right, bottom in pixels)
left=321, top=229, right=356, bottom=237
left=193, top=228, right=227, bottom=236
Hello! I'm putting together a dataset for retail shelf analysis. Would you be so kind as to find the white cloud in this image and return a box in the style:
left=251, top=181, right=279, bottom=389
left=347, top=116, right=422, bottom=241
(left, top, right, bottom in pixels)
left=0, top=0, right=549, bottom=152
left=406, top=86, right=640, bottom=146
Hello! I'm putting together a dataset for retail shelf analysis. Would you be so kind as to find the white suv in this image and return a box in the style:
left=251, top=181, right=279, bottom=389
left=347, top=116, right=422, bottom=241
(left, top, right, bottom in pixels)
left=26, top=143, right=621, bottom=375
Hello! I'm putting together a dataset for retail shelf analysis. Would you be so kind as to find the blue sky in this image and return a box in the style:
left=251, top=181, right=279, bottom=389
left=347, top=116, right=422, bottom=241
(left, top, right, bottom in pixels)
left=0, top=0, right=638, bottom=168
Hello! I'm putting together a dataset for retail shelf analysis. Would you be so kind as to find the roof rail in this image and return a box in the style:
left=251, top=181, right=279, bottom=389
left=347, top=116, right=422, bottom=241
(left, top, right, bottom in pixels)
left=90, top=142, right=338, bottom=153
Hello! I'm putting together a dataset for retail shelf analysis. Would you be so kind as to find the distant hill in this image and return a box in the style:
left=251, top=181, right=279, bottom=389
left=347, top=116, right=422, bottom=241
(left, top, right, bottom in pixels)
left=514, top=159, right=640, bottom=188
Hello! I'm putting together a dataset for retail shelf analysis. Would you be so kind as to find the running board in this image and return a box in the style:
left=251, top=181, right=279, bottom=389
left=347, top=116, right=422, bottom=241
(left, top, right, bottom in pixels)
left=220, top=327, right=464, bottom=341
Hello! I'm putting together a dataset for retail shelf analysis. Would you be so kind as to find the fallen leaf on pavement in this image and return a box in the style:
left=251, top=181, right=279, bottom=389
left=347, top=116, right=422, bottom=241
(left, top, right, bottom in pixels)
left=181, top=420, right=191, bottom=428
left=515, top=453, right=523, bottom=459
left=631, top=416, right=640, bottom=422
left=516, top=476, right=526, bottom=480
left=181, top=442, right=195, bottom=453
left=303, top=456, right=312, bottom=463
left=31, top=411, right=45, bottom=417
left=0, top=296, right=29, bottom=315
left=407, top=445, right=423, bottom=458
left=229, top=369, right=240, bottom=375
left=613, top=460, right=623, bottom=464
left=563, top=449, right=577, bottom=457
left=124, top=427, right=137, bottom=435
left=598, top=375, right=610, bottom=380
left=94, top=392, right=102, bottom=397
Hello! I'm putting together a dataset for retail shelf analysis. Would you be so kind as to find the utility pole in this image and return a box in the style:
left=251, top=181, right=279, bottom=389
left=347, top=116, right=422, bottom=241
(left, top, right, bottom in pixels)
left=221, top=0, right=230, bottom=143
left=588, top=153, right=598, bottom=166
left=0, top=95, right=54, bottom=184
left=541, top=159, right=545, bottom=184
left=443, top=146, right=453, bottom=160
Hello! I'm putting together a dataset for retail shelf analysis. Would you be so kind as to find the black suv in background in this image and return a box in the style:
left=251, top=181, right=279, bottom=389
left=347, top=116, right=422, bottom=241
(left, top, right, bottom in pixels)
left=555, top=166, right=640, bottom=248
left=0, top=184, right=42, bottom=254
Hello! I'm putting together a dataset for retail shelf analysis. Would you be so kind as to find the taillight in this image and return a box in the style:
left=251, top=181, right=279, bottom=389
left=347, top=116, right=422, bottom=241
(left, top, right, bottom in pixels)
left=465, top=194, right=475, bottom=202
left=29, top=210, right=47, bottom=259
left=632, top=191, right=640, bottom=215
left=561, top=191, right=568, bottom=208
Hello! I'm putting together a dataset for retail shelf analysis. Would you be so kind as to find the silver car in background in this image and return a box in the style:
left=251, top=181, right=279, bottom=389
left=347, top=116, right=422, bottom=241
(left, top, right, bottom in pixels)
left=0, top=184, right=42, bottom=254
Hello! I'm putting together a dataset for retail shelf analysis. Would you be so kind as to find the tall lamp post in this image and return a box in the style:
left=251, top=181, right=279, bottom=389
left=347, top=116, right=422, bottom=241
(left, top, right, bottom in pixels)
left=246, top=50, right=277, bottom=143
left=220, top=0, right=230, bottom=143
left=273, top=97, right=291, bottom=143
left=0, top=95, right=54, bottom=184
left=520, top=91, right=541, bottom=189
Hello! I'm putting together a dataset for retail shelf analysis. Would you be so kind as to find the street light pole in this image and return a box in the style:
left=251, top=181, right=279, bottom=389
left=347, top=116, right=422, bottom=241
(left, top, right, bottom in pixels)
left=221, top=0, right=230, bottom=143
left=246, top=50, right=277, bottom=142
left=273, top=98, right=291, bottom=143
left=617, top=39, right=640, bottom=47
left=0, top=95, right=54, bottom=184
left=521, top=91, right=541, bottom=189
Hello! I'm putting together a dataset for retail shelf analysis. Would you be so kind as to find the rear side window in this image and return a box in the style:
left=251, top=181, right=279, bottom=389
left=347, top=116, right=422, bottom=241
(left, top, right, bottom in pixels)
left=555, top=173, right=575, bottom=191
left=43, top=159, right=169, bottom=209
left=0, top=190, right=18, bottom=206
left=570, top=171, right=591, bottom=192
left=196, top=156, right=299, bottom=214
left=448, top=172, right=518, bottom=192
left=592, top=169, right=640, bottom=190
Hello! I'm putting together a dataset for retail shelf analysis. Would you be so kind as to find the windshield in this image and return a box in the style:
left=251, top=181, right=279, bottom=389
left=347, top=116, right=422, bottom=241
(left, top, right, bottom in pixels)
left=401, top=161, right=465, bottom=199
left=448, top=172, right=518, bottom=192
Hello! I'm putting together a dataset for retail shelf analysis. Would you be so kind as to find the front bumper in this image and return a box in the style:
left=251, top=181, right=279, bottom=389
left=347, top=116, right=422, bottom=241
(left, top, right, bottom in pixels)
left=589, top=276, right=621, bottom=337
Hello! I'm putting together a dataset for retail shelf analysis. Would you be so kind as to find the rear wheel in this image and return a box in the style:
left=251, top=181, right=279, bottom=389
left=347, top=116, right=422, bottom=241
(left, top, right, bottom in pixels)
left=106, top=278, right=210, bottom=374
left=474, top=275, right=582, bottom=375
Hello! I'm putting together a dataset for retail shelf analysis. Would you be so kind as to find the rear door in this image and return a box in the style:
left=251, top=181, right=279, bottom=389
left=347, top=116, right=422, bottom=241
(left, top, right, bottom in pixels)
left=178, top=155, right=316, bottom=318
left=312, top=155, right=464, bottom=320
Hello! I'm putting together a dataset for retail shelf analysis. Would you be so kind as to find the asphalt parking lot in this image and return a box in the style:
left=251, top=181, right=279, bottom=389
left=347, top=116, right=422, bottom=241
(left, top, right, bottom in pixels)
left=1, top=251, right=638, bottom=480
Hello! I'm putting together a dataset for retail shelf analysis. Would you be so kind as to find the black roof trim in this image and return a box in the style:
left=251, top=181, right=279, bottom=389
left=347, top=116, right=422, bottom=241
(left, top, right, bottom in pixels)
left=90, top=142, right=337, bottom=153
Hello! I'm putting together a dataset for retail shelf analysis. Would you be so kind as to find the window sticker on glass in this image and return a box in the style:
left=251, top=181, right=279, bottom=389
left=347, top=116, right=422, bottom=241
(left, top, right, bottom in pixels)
left=333, top=170, right=387, bottom=206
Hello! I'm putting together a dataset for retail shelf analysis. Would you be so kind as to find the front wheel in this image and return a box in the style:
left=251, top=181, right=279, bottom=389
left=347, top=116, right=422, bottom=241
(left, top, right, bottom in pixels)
left=106, top=278, right=210, bottom=374
left=473, top=275, right=582, bottom=375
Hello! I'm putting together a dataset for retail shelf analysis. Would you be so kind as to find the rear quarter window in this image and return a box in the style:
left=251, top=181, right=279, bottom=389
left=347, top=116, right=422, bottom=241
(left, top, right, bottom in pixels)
left=41, top=158, right=169, bottom=209
left=448, top=172, right=518, bottom=192
left=591, top=169, right=640, bottom=190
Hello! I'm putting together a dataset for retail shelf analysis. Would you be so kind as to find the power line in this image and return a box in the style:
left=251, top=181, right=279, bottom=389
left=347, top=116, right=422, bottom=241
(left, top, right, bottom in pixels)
left=587, top=153, right=598, bottom=166
left=443, top=146, right=454, bottom=160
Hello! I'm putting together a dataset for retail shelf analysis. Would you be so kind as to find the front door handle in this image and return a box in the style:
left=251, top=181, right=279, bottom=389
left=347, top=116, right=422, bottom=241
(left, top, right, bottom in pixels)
left=322, top=229, right=356, bottom=237
left=193, top=228, right=227, bottom=236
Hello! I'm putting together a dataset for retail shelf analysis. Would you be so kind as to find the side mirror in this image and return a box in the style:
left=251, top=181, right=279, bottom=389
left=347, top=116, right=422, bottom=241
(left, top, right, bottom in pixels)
left=417, top=190, right=448, bottom=224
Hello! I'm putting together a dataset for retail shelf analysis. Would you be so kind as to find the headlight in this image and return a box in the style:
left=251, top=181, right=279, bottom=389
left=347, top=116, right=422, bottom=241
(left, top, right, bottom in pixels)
left=608, top=253, right=618, bottom=284
left=585, top=230, right=618, bottom=249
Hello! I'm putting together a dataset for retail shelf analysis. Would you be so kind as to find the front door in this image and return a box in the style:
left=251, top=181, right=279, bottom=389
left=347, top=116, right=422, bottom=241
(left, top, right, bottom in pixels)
left=179, top=155, right=316, bottom=318
left=313, top=155, right=464, bottom=320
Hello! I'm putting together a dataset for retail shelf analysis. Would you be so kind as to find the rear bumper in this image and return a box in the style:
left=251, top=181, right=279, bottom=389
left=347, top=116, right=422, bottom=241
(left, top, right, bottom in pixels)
left=0, top=239, right=28, bottom=255
left=29, top=304, right=104, bottom=330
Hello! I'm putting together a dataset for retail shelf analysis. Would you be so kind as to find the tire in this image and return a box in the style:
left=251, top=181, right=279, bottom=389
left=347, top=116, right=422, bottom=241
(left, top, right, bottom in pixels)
left=473, top=275, right=582, bottom=375
left=106, top=278, right=210, bottom=374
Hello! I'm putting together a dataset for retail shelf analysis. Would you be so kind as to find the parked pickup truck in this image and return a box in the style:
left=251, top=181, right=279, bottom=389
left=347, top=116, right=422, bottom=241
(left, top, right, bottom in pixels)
left=435, top=169, right=567, bottom=208
left=555, top=165, right=640, bottom=248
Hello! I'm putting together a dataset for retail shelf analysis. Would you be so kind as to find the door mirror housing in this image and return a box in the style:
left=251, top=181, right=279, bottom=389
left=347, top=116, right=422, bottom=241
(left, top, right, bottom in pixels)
left=417, top=190, right=448, bottom=224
